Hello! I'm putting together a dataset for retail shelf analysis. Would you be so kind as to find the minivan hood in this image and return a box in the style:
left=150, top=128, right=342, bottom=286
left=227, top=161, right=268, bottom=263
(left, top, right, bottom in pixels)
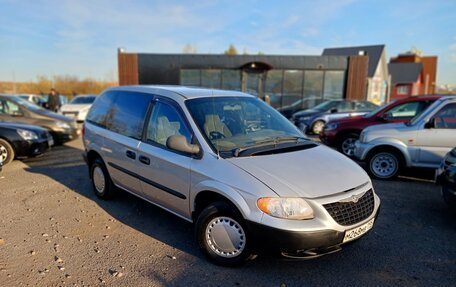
left=227, top=145, right=370, bottom=198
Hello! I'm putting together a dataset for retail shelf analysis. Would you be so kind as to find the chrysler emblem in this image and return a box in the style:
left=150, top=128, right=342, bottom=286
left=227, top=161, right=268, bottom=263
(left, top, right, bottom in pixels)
left=340, top=191, right=366, bottom=203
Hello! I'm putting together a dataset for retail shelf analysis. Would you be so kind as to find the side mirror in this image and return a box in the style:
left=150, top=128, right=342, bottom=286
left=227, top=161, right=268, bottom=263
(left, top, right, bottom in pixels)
left=166, top=135, right=200, bottom=155
left=381, top=112, right=392, bottom=122
left=424, top=118, right=435, bottom=129
left=330, top=108, right=338, bottom=113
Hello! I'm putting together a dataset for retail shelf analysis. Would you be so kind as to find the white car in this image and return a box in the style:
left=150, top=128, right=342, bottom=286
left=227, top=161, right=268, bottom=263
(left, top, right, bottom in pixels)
left=354, top=96, right=456, bottom=179
left=60, top=94, right=96, bottom=122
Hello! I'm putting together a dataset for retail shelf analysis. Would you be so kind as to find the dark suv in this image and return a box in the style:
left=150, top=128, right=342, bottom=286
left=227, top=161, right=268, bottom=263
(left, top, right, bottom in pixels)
left=320, top=95, right=442, bottom=157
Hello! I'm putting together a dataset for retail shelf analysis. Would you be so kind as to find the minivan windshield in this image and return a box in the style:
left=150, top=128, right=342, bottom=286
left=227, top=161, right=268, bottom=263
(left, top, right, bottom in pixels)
left=186, top=96, right=306, bottom=156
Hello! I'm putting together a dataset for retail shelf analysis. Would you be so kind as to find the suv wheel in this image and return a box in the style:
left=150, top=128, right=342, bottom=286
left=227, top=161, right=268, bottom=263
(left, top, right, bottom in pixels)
left=338, top=133, right=360, bottom=157
left=196, top=201, right=254, bottom=267
left=368, top=151, right=401, bottom=179
left=0, top=139, right=14, bottom=165
left=312, top=120, right=325, bottom=134
left=90, top=158, right=114, bottom=199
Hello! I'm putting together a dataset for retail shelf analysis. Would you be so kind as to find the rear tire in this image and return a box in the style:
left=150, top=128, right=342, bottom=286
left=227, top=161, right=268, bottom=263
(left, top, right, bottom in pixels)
left=90, top=158, right=115, bottom=199
left=0, top=139, right=14, bottom=165
left=337, top=133, right=360, bottom=157
left=195, top=201, right=255, bottom=267
left=367, top=150, right=401, bottom=179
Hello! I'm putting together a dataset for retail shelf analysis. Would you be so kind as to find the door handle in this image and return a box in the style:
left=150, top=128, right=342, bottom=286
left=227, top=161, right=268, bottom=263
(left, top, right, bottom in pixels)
left=126, top=150, right=136, bottom=160
left=139, top=155, right=150, bottom=165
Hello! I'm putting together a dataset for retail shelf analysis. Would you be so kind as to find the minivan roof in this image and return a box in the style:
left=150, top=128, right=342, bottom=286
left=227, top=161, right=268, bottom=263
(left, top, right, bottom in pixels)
left=106, top=85, right=254, bottom=99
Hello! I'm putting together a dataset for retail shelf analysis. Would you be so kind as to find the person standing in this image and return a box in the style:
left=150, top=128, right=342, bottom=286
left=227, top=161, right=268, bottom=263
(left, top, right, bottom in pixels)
left=47, top=88, right=61, bottom=112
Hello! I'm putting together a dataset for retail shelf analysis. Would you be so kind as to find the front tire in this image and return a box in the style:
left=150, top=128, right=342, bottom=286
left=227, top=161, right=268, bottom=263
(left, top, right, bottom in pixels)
left=311, top=120, right=325, bottom=135
left=368, top=151, right=401, bottom=179
left=195, top=202, right=254, bottom=267
left=0, top=139, right=15, bottom=165
left=90, top=158, right=115, bottom=199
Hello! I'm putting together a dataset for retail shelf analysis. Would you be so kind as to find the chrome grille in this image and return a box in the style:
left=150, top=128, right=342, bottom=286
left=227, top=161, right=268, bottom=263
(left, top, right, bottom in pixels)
left=324, top=189, right=375, bottom=226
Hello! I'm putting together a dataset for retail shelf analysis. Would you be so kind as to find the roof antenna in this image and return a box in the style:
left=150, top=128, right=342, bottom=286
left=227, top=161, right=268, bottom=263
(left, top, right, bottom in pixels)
left=211, top=89, right=220, bottom=159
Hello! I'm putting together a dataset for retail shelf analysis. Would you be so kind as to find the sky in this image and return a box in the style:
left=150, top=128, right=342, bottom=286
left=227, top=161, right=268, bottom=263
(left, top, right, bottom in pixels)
left=0, top=0, right=455, bottom=85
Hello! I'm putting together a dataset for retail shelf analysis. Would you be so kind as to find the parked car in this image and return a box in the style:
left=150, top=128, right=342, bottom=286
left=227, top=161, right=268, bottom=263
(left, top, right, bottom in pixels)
left=277, top=97, right=324, bottom=119
left=0, top=95, right=79, bottom=144
left=435, top=147, right=456, bottom=208
left=17, top=94, right=47, bottom=107
left=59, top=94, right=96, bottom=123
left=291, top=100, right=378, bottom=134
left=320, top=95, right=442, bottom=157
left=0, top=122, right=53, bottom=165
left=354, top=96, right=456, bottom=179
left=83, top=86, right=380, bottom=266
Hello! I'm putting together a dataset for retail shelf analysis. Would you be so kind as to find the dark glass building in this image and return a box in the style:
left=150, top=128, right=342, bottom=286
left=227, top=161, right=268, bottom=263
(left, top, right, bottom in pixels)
left=118, top=50, right=369, bottom=115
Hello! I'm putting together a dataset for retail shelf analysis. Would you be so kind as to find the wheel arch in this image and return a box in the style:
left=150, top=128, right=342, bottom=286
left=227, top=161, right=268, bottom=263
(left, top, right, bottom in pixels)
left=366, top=144, right=407, bottom=168
left=190, top=182, right=255, bottom=223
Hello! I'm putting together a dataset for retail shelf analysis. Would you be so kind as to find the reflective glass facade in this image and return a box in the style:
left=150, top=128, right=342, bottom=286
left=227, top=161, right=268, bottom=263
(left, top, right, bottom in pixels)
left=180, top=68, right=345, bottom=111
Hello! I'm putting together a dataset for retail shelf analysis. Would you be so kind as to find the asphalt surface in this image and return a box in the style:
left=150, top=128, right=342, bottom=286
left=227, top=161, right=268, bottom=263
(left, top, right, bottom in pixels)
left=0, top=138, right=455, bottom=287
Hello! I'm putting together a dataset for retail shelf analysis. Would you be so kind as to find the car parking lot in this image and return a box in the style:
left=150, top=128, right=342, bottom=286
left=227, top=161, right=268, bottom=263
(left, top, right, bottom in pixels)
left=0, top=138, right=455, bottom=286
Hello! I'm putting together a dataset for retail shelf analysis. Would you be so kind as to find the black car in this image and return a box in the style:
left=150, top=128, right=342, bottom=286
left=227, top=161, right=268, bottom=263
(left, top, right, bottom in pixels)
left=436, top=147, right=456, bottom=208
left=0, top=94, right=78, bottom=144
left=0, top=122, right=54, bottom=165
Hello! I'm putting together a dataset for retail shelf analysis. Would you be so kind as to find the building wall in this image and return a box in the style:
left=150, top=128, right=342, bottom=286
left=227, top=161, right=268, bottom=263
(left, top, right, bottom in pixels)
left=367, top=49, right=389, bottom=105
left=118, top=52, right=360, bottom=112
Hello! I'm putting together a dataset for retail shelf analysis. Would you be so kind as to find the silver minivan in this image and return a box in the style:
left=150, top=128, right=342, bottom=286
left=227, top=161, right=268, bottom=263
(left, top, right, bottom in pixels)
left=83, top=86, right=380, bottom=266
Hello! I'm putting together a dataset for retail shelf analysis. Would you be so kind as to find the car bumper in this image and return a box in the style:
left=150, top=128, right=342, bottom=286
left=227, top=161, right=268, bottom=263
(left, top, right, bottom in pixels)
left=246, top=200, right=380, bottom=259
left=354, top=141, right=374, bottom=161
left=13, top=138, right=52, bottom=158
left=51, top=128, right=80, bottom=143
left=319, top=129, right=337, bottom=146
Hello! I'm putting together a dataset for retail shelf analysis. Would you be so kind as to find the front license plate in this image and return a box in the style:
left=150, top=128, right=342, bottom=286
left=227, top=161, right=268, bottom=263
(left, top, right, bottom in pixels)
left=343, top=218, right=375, bottom=243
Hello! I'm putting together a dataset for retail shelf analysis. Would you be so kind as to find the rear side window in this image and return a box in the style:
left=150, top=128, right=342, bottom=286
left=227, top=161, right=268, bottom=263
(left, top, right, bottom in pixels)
left=109, top=92, right=151, bottom=139
left=86, top=92, right=115, bottom=128
left=86, top=91, right=151, bottom=139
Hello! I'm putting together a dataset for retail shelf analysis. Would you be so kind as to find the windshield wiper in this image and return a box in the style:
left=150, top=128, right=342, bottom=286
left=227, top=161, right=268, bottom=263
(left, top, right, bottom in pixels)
left=233, top=136, right=307, bottom=157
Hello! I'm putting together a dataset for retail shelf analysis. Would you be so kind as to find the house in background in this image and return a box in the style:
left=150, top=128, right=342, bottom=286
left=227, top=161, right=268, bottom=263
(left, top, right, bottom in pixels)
left=322, top=45, right=389, bottom=105
left=388, top=52, right=437, bottom=100
left=388, top=62, right=422, bottom=99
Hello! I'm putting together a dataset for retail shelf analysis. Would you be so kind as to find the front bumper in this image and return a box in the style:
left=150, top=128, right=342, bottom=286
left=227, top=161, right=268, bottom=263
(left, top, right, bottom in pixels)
left=246, top=207, right=380, bottom=258
left=319, top=129, right=337, bottom=147
left=51, top=128, right=80, bottom=143
left=13, top=138, right=51, bottom=158
left=354, top=141, right=374, bottom=161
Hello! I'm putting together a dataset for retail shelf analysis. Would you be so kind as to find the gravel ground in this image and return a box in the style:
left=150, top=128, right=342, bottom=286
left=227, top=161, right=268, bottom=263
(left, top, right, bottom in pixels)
left=0, top=138, right=455, bottom=287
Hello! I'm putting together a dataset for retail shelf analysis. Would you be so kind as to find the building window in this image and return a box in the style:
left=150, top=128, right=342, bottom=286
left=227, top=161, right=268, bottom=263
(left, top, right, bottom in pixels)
left=201, top=69, right=222, bottom=89
left=180, top=70, right=201, bottom=86
left=323, top=71, right=345, bottom=100
left=303, top=70, right=324, bottom=108
left=397, top=85, right=410, bottom=95
left=282, top=70, right=304, bottom=108
left=221, top=70, right=241, bottom=91
left=264, top=70, right=283, bottom=108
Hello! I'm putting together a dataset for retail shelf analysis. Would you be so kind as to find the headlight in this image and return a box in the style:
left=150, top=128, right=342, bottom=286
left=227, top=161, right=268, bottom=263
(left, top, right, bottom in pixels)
left=56, top=121, right=71, bottom=129
left=17, top=129, right=38, bottom=140
left=257, top=198, right=314, bottom=220
left=325, top=123, right=338, bottom=130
